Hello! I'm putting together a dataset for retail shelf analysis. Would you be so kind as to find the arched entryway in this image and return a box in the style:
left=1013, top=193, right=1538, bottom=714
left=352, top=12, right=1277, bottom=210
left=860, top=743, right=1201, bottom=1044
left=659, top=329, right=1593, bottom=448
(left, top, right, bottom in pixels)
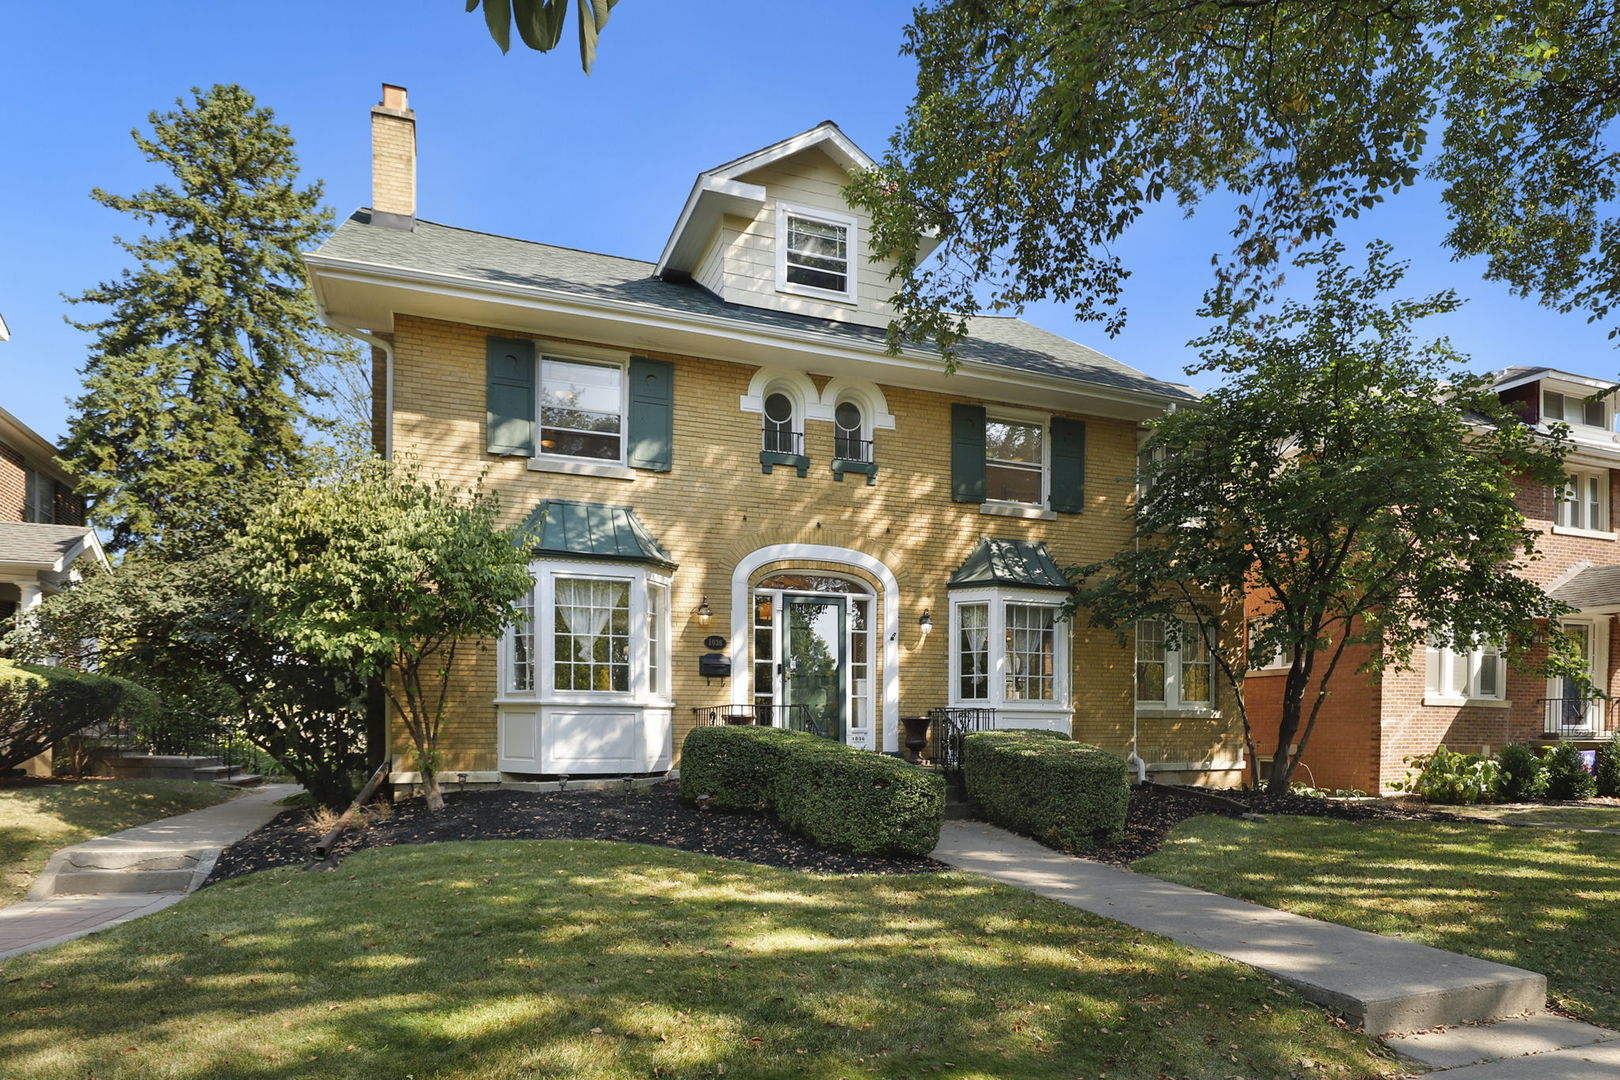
left=729, top=545, right=901, bottom=752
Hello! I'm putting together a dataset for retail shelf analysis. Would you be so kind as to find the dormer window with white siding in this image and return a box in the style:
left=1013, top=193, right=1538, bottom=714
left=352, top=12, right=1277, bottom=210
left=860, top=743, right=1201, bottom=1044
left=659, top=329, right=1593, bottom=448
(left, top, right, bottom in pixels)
left=776, top=203, right=856, bottom=303
left=1544, top=388, right=1610, bottom=431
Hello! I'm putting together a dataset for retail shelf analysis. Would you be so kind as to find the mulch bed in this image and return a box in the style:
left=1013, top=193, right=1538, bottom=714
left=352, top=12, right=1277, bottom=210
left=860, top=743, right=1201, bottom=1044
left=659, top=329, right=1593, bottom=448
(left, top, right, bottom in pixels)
left=202, top=780, right=1486, bottom=886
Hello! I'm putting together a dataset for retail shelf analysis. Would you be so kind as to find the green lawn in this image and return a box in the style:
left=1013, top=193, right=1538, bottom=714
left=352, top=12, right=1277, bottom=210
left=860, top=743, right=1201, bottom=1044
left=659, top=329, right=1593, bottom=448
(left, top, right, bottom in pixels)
left=0, top=840, right=1398, bottom=1080
left=0, top=779, right=238, bottom=903
left=1136, top=816, right=1620, bottom=1029
left=1444, top=802, right=1620, bottom=830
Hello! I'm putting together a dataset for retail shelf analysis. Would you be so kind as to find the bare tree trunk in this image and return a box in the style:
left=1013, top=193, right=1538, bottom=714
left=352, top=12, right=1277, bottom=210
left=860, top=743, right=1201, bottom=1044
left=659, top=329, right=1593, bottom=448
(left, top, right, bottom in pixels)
left=421, top=768, right=444, bottom=811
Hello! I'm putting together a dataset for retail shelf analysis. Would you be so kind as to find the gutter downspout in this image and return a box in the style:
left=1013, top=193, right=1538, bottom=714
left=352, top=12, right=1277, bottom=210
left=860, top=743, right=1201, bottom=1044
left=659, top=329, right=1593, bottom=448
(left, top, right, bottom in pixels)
left=322, top=315, right=394, bottom=460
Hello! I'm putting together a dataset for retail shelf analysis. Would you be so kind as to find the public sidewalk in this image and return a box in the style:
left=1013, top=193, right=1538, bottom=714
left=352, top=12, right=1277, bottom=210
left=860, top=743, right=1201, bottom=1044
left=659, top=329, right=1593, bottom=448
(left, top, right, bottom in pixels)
left=935, top=819, right=1619, bottom=1076
left=0, top=782, right=297, bottom=961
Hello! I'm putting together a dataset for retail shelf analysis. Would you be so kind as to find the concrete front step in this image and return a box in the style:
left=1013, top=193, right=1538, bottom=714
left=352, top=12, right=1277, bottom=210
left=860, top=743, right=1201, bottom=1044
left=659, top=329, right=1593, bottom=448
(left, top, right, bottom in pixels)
left=110, top=754, right=225, bottom=781
left=933, top=820, right=1548, bottom=1034
left=1384, top=1013, right=1620, bottom=1070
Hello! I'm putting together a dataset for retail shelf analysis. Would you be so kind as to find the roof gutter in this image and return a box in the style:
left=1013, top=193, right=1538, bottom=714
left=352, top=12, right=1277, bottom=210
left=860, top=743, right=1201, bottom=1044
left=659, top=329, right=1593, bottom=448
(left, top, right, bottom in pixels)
left=303, top=253, right=1197, bottom=413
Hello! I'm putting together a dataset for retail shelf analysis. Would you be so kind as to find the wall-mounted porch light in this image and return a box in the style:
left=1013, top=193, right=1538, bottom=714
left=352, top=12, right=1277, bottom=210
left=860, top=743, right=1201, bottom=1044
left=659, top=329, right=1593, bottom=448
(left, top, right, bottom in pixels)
left=695, top=597, right=713, bottom=625
left=919, top=609, right=933, bottom=634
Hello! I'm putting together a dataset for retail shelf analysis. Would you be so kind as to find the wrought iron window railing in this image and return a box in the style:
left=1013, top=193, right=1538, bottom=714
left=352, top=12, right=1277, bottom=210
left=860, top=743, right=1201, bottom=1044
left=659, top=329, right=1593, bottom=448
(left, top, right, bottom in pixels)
left=1539, top=696, right=1613, bottom=738
left=833, top=435, right=874, bottom=464
left=761, top=429, right=804, bottom=456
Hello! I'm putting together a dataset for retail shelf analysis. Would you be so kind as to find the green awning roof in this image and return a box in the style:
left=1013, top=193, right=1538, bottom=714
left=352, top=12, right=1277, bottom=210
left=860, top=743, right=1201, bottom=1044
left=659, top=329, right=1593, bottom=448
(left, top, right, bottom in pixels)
left=520, top=500, right=676, bottom=568
left=947, top=538, right=1071, bottom=591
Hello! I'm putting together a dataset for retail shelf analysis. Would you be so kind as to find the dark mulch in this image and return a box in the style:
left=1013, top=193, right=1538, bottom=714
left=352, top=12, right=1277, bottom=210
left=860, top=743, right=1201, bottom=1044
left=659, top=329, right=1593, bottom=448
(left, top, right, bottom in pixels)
left=203, top=779, right=1488, bottom=887
left=203, top=782, right=945, bottom=887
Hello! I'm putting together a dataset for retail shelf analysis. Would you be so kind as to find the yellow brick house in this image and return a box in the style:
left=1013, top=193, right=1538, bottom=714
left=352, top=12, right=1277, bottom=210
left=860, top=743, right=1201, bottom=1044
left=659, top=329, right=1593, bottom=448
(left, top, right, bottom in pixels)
left=305, top=86, right=1246, bottom=788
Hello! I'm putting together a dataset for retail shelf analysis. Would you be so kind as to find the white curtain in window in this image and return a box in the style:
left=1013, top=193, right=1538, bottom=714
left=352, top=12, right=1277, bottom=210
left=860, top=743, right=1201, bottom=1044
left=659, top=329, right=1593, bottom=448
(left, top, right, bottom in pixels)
left=557, top=579, right=622, bottom=659
left=960, top=603, right=989, bottom=659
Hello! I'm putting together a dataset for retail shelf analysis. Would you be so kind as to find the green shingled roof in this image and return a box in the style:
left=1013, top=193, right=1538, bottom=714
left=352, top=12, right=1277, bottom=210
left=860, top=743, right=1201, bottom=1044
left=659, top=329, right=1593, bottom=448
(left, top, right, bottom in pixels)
left=948, top=538, right=1071, bottom=591
left=521, top=500, right=676, bottom=568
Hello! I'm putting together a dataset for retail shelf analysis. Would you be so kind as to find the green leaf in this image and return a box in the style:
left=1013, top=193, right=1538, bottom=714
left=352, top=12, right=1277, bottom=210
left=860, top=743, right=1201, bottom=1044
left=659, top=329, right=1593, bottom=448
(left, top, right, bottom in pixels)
left=482, top=0, right=512, bottom=53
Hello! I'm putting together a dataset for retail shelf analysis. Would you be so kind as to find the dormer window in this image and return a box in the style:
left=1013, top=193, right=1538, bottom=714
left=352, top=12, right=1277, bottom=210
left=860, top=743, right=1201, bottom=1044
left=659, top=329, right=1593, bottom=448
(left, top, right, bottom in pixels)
left=776, top=203, right=857, bottom=303
left=1543, top=388, right=1608, bottom=430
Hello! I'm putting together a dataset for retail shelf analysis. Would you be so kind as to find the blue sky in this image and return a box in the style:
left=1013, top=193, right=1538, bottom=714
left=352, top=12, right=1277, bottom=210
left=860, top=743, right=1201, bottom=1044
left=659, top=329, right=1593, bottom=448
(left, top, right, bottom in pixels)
left=3, top=1, right=1615, bottom=445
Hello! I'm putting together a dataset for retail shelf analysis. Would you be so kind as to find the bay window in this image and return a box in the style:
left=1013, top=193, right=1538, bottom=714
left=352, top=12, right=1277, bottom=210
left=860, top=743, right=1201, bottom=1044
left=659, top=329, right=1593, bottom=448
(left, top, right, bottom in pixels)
left=949, top=589, right=1070, bottom=715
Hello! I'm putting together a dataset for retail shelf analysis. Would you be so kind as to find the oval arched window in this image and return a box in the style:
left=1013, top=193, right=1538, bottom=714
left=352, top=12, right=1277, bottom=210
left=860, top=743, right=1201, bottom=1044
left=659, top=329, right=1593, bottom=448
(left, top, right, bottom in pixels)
left=834, top=400, right=868, bottom=462
left=763, top=392, right=797, bottom=454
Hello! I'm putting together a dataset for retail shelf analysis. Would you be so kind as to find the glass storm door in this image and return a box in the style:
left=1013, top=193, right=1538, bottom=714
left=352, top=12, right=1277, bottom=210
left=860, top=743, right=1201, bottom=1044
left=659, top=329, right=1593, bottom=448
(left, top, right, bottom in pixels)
left=784, top=595, right=846, bottom=741
left=1558, top=623, right=1598, bottom=731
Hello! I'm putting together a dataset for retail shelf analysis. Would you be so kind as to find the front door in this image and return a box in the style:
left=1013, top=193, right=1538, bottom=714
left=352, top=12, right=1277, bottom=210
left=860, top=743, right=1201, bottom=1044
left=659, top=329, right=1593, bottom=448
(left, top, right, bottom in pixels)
left=1555, top=623, right=1600, bottom=733
left=784, top=594, right=846, bottom=741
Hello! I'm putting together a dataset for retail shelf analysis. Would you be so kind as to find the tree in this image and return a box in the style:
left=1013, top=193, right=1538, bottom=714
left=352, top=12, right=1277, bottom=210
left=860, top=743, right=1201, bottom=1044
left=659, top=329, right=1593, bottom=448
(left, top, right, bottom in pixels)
left=5, top=551, right=372, bottom=808
left=61, top=84, right=359, bottom=553
left=848, top=2, right=1620, bottom=358
left=235, top=460, right=535, bottom=810
left=467, top=0, right=618, bottom=70
left=1075, top=242, right=1584, bottom=793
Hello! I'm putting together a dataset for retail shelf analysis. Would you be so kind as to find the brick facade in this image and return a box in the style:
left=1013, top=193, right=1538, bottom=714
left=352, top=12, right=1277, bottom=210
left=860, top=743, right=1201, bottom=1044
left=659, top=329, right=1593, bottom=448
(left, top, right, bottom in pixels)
left=383, top=314, right=1247, bottom=779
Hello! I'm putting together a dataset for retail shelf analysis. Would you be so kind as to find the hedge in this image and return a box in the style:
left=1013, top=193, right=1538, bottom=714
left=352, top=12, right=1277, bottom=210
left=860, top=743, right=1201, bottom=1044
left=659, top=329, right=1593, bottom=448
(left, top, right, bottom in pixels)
left=962, top=730, right=1128, bottom=854
left=0, top=659, right=146, bottom=772
left=680, top=726, right=944, bottom=857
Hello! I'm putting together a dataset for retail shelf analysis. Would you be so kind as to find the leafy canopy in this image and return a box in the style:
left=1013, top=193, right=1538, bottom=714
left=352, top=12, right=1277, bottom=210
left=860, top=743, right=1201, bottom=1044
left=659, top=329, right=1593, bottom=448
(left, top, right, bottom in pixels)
left=235, top=459, right=535, bottom=809
left=466, top=0, right=618, bottom=70
left=1076, top=242, right=1581, bottom=792
left=850, top=1, right=1620, bottom=357
left=61, top=84, right=359, bottom=552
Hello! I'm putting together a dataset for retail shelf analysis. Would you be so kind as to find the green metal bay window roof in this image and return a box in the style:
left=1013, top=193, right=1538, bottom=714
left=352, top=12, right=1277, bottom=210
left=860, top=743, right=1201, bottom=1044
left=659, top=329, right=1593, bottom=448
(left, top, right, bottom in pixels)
left=947, top=538, right=1071, bottom=591
left=520, top=500, right=676, bottom=568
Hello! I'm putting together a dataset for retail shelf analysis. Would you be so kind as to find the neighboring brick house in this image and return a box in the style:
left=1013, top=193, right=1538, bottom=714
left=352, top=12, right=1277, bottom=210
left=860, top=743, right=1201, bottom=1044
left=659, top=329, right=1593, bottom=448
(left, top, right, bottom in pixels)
left=0, top=402, right=104, bottom=628
left=1245, top=366, right=1620, bottom=793
left=305, top=86, right=1247, bottom=789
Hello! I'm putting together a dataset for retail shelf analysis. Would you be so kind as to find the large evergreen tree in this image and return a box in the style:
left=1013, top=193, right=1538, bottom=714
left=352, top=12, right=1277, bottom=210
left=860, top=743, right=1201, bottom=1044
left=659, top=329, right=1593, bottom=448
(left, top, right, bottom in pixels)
left=62, top=84, right=354, bottom=552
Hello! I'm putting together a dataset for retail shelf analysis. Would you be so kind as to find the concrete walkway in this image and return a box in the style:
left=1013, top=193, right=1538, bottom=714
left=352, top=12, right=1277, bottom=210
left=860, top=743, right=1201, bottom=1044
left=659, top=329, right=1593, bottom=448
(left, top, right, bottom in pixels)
left=935, top=820, right=1620, bottom=1076
left=0, top=783, right=297, bottom=961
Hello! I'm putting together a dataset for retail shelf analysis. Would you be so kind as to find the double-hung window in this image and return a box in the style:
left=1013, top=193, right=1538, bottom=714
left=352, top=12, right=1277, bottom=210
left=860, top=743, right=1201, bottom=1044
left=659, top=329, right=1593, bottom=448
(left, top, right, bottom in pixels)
left=539, top=356, right=623, bottom=463
left=1554, top=467, right=1609, bottom=533
left=776, top=203, right=857, bottom=303
left=985, top=418, right=1045, bottom=505
left=949, top=591, right=1069, bottom=711
left=1135, top=619, right=1215, bottom=710
left=1424, top=637, right=1505, bottom=703
left=1543, top=389, right=1607, bottom=430
left=23, top=469, right=52, bottom=524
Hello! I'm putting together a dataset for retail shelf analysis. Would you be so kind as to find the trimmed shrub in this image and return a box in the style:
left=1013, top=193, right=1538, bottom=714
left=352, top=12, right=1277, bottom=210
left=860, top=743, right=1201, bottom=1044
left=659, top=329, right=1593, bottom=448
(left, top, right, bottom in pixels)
left=962, top=730, right=1128, bottom=854
left=1543, top=741, right=1597, bottom=801
left=679, top=726, right=944, bottom=857
left=1495, top=742, right=1547, bottom=802
left=0, top=659, right=131, bottom=772
left=1396, top=746, right=1499, bottom=804
left=679, top=726, right=803, bottom=811
left=1597, top=732, right=1620, bottom=799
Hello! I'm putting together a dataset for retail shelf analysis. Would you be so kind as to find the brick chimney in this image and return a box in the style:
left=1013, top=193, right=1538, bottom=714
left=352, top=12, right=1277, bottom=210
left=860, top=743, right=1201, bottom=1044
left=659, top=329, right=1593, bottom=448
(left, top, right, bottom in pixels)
left=371, top=83, right=416, bottom=231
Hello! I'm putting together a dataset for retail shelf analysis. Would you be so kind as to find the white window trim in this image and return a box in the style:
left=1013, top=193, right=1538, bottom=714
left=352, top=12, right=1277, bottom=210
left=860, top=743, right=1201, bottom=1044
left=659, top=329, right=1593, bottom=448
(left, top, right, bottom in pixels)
left=1135, top=618, right=1220, bottom=715
left=1553, top=466, right=1610, bottom=534
left=758, top=379, right=807, bottom=456
left=1423, top=637, right=1507, bottom=707
left=1543, top=387, right=1611, bottom=432
left=1245, top=615, right=1288, bottom=673
left=774, top=201, right=858, bottom=305
left=948, top=587, right=1071, bottom=711
left=497, top=559, right=672, bottom=708
left=531, top=343, right=631, bottom=469
left=984, top=410, right=1051, bottom=511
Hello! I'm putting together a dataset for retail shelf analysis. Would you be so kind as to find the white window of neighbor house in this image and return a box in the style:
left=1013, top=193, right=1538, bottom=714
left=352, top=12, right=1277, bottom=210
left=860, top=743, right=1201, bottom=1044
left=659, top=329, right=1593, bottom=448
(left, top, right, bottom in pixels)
left=538, top=356, right=623, bottom=462
left=1543, top=389, right=1607, bottom=430
left=1425, top=636, right=1506, bottom=702
left=776, top=203, right=857, bottom=303
left=1554, top=467, right=1609, bottom=533
left=1135, top=619, right=1217, bottom=710
left=985, top=418, right=1046, bottom=505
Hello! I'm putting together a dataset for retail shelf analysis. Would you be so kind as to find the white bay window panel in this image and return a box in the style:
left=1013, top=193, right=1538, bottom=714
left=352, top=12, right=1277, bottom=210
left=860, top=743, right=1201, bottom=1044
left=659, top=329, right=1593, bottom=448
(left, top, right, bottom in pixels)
left=949, top=590, right=1070, bottom=719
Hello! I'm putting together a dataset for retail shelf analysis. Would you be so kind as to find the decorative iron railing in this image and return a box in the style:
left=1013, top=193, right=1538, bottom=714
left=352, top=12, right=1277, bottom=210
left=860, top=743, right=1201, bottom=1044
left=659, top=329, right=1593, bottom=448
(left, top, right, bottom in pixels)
left=692, top=703, right=824, bottom=739
left=833, top=435, right=874, bottom=464
left=1539, top=697, right=1613, bottom=739
left=927, top=707, right=997, bottom=772
left=761, top=429, right=804, bottom=456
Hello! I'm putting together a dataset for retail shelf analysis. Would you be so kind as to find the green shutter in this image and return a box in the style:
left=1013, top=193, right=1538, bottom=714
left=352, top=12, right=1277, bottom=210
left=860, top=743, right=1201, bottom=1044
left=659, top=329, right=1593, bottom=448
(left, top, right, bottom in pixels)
left=951, top=403, right=987, bottom=503
left=486, top=336, right=536, bottom=456
left=1050, top=416, right=1086, bottom=513
left=626, top=356, right=674, bottom=471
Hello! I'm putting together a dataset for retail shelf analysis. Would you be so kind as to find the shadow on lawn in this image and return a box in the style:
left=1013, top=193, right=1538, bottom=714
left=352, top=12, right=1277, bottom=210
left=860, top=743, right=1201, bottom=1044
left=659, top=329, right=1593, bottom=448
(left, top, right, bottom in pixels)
left=0, top=840, right=1392, bottom=1080
left=1143, top=817, right=1620, bottom=1028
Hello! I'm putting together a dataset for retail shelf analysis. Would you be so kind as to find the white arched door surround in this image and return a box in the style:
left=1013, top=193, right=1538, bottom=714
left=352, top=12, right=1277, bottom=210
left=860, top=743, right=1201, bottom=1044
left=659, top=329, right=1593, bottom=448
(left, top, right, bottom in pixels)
left=730, top=544, right=902, bottom=752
